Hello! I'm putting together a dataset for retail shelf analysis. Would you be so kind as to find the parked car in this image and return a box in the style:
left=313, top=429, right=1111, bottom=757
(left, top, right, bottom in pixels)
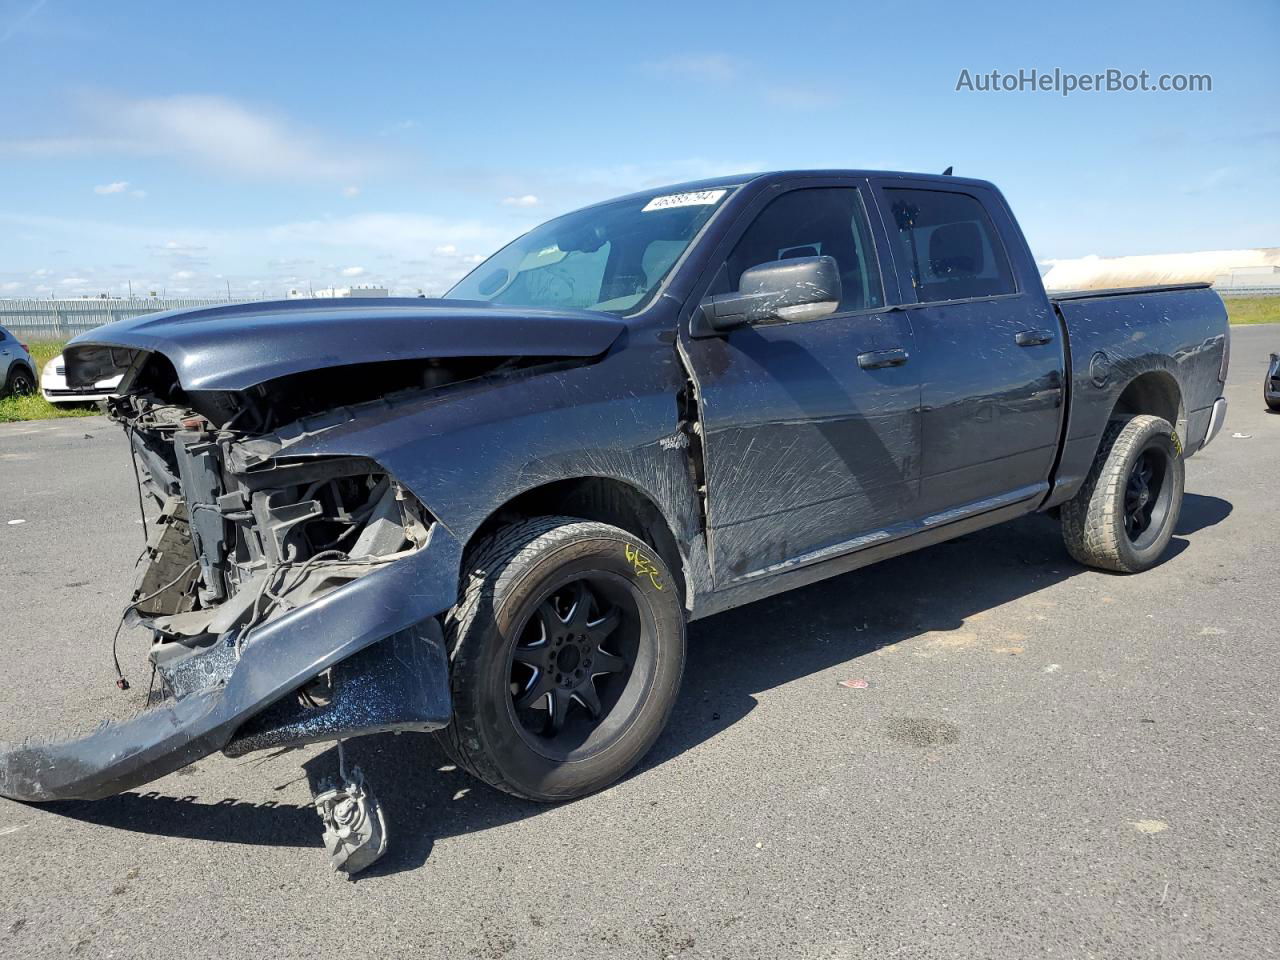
left=0, top=169, right=1231, bottom=873
left=1266, top=353, right=1280, bottom=411
left=41, top=351, right=123, bottom=404
left=0, top=324, right=36, bottom=397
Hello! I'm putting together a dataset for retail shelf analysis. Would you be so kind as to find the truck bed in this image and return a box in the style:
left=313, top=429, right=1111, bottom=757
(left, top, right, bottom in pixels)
left=1048, top=281, right=1227, bottom=501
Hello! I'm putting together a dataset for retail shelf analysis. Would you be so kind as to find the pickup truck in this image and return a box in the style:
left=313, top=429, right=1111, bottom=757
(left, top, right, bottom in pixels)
left=0, top=170, right=1230, bottom=872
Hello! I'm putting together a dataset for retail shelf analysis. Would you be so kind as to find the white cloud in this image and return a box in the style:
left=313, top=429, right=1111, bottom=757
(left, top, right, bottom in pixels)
left=644, top=53, right=737, bottom=84
left=564, top=157, right=761, bottom=194
left=131, top=189, right=147, bottom=199
left=764, top=85, right=839, bottom=111
left=381, top=119, right=419, bottom=135
left=94, top=181, right=129, bottom=194
left=340, top=266, right=365, bottom=277
left=114, top=94, right=368, bottom=179
left=6, top=94, right=376, bottom=182
left=171, top=269, right=196, bottom=280
left=0, top=210, right=521, bottom=298
left=342, top=185, right=361, bottom=197
left=501, top=194, right=540, bottom=207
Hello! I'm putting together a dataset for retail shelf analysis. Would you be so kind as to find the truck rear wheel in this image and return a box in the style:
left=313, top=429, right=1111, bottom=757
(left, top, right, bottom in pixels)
left=1060, top=414, right=1184, bottom=573
left=435, top=517, right=686, bottom=802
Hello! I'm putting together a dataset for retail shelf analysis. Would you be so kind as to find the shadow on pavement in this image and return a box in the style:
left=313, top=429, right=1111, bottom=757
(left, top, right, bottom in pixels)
left=1175, top=492, right=1232, bottom=535
left=41, top=500, right=1222, bottom=875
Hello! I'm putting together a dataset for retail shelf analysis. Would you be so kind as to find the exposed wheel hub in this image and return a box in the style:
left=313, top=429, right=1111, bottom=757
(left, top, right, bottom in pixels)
left=556, top=644, right=581, bottom=674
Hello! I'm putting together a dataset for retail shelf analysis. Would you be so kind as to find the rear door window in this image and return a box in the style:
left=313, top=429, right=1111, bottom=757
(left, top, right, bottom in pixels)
left=884, top=188, right=1015, bottom=303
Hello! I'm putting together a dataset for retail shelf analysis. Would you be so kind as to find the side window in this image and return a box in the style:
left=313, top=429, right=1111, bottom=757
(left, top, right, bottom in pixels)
left=727, top=188, right=883, bottom=313
left=885, top=188, right=1015, bottom=302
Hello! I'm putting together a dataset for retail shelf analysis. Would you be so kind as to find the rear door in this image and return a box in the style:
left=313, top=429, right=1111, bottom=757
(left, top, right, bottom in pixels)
left=869, top=180, right=1065, bottom=518
left=680, top=180, right=921, bottom=584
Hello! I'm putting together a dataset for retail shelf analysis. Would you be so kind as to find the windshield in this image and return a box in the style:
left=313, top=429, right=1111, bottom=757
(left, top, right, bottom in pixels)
left=447, top=188, right=734, bottom=315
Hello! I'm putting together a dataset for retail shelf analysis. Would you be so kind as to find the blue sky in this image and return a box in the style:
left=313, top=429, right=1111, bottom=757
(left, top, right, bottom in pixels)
left=1, top=0, right=1276, bottom=298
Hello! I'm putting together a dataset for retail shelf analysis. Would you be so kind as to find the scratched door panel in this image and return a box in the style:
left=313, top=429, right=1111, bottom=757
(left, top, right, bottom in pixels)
left=686, top=310, right=920, bottom=582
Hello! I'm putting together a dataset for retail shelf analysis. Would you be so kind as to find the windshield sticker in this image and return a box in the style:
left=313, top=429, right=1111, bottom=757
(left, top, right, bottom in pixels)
left=642, top=189, right=727, bottom=212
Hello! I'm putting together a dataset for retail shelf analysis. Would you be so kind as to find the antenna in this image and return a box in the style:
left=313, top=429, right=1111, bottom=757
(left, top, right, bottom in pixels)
left=941, top=166, right=953, bottom=176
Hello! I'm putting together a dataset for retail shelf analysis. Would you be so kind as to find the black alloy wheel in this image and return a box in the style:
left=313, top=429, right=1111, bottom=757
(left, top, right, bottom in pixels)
left=508, top=576, right=640, bottom=755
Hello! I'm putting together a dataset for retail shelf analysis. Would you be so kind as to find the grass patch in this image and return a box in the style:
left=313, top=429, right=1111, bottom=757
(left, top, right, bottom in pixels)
left=1225, top=296, right=1280, bottom=325
left=0, top=340, right=98, bottom=423
left=0, top=392, right=97, bottom=423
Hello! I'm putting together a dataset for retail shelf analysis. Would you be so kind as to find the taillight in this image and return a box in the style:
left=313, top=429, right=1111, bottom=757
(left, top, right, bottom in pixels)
left=1219, top=327, right=1230, bottom=384
left=19, top=342, right=28, bottom=352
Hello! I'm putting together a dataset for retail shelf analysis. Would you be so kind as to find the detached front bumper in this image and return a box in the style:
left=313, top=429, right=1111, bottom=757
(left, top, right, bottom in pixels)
left=0, top=525, right=462, bottom=803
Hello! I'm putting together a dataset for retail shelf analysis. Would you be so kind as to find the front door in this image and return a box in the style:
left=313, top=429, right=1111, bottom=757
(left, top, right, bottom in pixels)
left=680, top=184, right=921, bottom=584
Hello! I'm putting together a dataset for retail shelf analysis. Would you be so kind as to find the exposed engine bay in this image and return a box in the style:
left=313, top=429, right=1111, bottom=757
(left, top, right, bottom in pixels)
left=110, top=352, right=449, bottom=691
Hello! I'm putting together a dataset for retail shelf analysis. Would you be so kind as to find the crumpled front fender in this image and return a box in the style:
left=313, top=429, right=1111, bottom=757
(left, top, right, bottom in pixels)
left=0, top=524, right=463, bottom=803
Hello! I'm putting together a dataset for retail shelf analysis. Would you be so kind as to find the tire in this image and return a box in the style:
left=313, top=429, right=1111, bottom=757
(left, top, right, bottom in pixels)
left=1060, top=414, right=1184, bottom=573
left=1266, top=395, right=1280, bottom=412
left=5, top=365, right=35, bottom=397
left=435, top=516, right=686, bottom=801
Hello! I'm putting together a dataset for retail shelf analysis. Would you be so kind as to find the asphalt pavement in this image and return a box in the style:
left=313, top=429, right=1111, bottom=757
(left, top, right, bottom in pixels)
left=1, top=325, right=1277, bottom=959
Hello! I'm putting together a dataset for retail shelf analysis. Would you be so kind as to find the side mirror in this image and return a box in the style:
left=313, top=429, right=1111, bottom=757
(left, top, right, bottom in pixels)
left=696, top=256, right=842, bottom=335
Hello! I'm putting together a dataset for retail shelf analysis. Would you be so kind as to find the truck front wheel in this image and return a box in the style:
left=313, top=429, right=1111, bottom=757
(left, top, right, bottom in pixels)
left=1060, top=414, right=1184, bottom=573
left=435, top=517, right=686, bottom=802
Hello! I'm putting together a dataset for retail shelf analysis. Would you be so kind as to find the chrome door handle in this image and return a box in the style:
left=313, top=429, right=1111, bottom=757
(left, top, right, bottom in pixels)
left=1015, top=329, right=1054, bottom=347
left=857, top=347, right=910, bottom=369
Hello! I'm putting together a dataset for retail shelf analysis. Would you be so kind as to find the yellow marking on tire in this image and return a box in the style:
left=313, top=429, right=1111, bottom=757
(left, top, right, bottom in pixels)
left=624, top=544, right=664, bottom=590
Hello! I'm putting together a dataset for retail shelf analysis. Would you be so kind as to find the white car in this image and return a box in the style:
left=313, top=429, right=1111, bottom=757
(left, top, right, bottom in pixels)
left=41, top=352, right=123, bottom=404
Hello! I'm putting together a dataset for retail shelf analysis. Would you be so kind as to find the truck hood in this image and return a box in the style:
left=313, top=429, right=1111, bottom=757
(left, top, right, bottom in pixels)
left=65, top=297, right=627, bottom=392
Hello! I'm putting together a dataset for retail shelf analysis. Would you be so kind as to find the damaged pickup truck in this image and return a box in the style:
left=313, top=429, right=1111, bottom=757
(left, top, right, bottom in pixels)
left=0, top=170, right=1230, bottom=872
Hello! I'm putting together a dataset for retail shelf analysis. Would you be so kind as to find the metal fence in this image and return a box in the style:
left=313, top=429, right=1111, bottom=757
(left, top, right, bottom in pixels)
left=0, top=298, right=250, bottom=340
left=1214, top=285, right=1280, bottom=297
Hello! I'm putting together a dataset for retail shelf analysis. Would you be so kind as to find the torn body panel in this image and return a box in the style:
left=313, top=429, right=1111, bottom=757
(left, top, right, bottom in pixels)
left=0, top=389, right=462, bottom=801
left=0, top=530, right=458, bottom=801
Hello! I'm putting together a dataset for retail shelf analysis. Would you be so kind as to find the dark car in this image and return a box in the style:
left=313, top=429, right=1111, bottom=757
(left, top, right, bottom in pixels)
left=0, top=324, right=37, bottom=397
left=0, top=170, right=1231, bottom=872
left=1266, top=353, right=1280, bottom=410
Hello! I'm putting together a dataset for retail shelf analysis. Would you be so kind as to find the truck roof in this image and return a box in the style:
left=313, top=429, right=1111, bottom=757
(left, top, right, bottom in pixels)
left=600, top=169, right=999, bottom=208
